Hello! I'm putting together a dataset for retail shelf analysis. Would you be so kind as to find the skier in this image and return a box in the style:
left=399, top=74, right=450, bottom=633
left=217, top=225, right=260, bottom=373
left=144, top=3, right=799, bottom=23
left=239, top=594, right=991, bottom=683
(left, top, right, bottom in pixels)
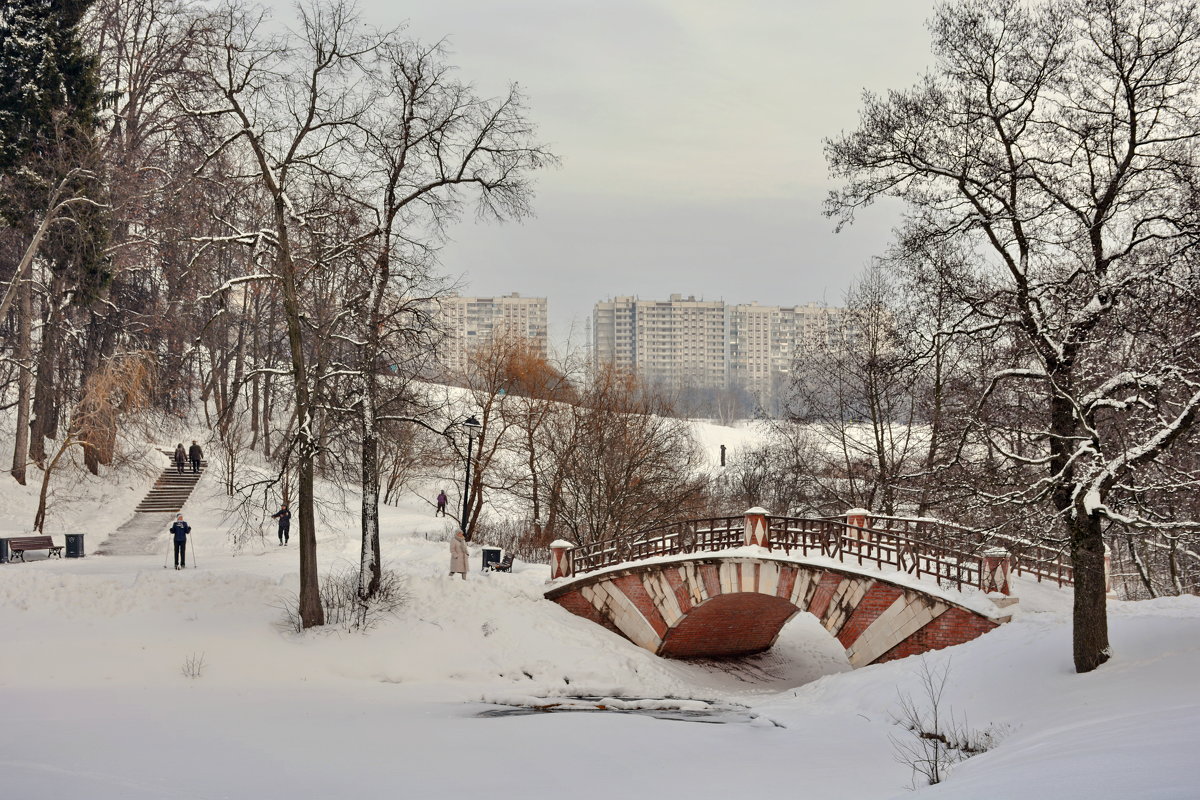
left=449, top=530, right=468, bottom=580
left=188, top=440, right=204, bottom=474
left=271, top=504, right=291, bottom=546
left=170, top=513, right=191, bottom=569
left=173, top=443, right=186, bottom=474
left=435, top=490, right=448, bottom=517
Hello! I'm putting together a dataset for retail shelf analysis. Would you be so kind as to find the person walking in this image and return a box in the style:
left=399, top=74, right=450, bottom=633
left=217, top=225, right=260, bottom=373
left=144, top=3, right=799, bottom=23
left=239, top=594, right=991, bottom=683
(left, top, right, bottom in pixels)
left=170, top=513, right=191, bottom=569
left=271, top=504, right=291, bottom=546
left=435, top=490, right=448, bottom=517
left=449, top=530, right=468, bottom=580
left=173, top=443, right=186, bottom=474
left=188, top=440, right=204, bottom=474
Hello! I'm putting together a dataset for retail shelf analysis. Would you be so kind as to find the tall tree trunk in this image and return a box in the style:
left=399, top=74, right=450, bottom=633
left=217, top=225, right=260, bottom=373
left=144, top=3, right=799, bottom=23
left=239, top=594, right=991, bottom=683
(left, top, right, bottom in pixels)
left=249, top=304, right=261, bottom=450
left=261, top=370, right=273, bottom=457
left=917, top=336, right=944, bottom=517
left=10, top=273, right=33, bottom=484
left=81, top=310, right=105, bottom=475
left=359, top=371, right=382, bottom=599
left=528, top=425, right=542, bottom=543
left=1125, top=534, right=1156, bottom=598
left=275, top=207, right=322, bottom=628
left=28, top=286, right=62, bottom=466
left=33, top=436, right=72, bottom=532
left=1071, top=512, right=1110, bottom=673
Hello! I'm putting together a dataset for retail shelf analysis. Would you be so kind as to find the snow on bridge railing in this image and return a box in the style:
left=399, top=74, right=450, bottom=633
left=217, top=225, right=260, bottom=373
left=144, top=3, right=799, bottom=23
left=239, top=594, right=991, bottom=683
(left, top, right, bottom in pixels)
left=562, top=511, right=1075, bottom=592
left=855, top=514, right=1074, bottom=587
left=570, top=516, right=744, bottom=574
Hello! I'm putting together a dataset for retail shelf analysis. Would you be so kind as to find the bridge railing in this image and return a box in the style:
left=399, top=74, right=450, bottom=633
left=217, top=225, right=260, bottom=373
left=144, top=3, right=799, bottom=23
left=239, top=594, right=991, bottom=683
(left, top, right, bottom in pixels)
left=570, top=515, right=744, bottom=574
left=842, top=514, right=1074, bottom=587
left=562, top=511, right=1074, bottom=591
left=767, top=517, right=986, bottom=592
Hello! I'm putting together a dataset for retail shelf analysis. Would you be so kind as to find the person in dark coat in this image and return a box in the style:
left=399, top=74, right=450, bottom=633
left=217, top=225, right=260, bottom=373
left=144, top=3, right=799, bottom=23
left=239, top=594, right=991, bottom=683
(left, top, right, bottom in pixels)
left=271, top=504, right=291, bottom=546
left=170, top=513, right=191, bottom=569
left=173, top=443, right=186, bottom=474
left=188, top=440, right=203, bottom=474
left=435, top=490, right=448, bottom=517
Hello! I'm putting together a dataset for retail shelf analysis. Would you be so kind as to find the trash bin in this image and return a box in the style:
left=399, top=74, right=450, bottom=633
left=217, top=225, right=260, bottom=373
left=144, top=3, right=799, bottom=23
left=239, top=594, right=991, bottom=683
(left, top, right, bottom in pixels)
left=481, top=546, right=503, bottom=571
left=0, top=538, right=9, bottom=564
left=65, top=533, right=85, bottom=559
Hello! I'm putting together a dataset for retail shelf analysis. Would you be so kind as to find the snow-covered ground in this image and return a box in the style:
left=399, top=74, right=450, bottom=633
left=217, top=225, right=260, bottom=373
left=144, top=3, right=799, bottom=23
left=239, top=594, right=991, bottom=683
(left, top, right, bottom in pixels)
left=3, top=419, right=1199, bottom=799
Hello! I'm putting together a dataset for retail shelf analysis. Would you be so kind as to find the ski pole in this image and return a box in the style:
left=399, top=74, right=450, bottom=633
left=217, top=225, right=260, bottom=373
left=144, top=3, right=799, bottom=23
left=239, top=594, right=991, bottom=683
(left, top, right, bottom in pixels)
left=164, top=538, right=170, bottom=569
left=190, top=535, right=197, bottom=569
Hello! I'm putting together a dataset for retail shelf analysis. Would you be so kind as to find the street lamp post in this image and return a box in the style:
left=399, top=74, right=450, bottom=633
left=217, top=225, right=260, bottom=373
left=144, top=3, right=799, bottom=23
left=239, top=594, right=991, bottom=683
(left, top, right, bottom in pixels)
left=461, top=415, right=481, bottom=540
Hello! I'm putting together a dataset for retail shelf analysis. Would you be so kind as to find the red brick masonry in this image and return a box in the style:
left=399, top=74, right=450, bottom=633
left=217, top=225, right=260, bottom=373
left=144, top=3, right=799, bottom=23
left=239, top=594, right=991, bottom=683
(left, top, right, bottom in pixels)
left=545, top=557, right=1003, bottom=666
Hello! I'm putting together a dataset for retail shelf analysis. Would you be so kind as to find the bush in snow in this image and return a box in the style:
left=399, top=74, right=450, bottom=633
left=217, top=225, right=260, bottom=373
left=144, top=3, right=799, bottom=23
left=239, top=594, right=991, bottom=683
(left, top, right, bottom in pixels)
left=181, top=652, right=206, bottom=680
left=471, top=516, right=548, bottom=564
left=281, top=567, right=408, bottom=634
left=890, top=659, right=1007, bottom=787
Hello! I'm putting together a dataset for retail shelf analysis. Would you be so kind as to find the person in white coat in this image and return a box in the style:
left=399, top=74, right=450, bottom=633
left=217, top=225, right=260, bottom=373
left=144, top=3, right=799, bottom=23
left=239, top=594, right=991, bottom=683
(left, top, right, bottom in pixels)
left=449, top=530, right=468, bottom=580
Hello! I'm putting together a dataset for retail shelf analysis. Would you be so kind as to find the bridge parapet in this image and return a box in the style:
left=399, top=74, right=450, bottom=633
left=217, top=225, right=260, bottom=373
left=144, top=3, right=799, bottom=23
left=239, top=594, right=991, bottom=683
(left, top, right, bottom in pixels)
left=566, top=509, right=1077, bottom=593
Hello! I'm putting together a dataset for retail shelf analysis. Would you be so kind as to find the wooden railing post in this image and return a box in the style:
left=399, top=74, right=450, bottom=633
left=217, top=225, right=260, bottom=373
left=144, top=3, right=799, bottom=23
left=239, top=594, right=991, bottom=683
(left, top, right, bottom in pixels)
left=744, top=507, right=770, bottom=550
left=549, top=539, right=575, bottom=580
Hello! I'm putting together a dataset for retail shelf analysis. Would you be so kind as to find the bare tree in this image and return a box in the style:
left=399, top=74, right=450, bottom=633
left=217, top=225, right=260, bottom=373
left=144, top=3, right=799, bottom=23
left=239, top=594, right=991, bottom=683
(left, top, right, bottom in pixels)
left=188, top=0, right=386, bottom=627
left=827, top=0, right=1200, bottom=671
left=32, top=351, right=154, bottom=531
left=786, top=265, right=925, bottom=516
left=539, top=366, right=705, bottom=545
left=347, top=38, right=554, bottom=597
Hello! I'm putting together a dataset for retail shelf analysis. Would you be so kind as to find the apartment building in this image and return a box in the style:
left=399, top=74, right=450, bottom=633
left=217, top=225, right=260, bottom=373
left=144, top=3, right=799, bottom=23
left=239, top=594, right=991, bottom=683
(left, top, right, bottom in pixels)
left=439, top=293, right=548, bottom=375
left=728, top=302, right=840, bottom=404
left=593, top=295, right=842, bottom=407
left=592, top=295, right=728, bottom=392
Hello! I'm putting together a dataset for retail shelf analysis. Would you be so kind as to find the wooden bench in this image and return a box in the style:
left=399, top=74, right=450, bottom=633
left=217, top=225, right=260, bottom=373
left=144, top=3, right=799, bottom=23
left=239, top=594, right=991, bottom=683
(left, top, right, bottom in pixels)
left=8, top=536, right=64, bottom=562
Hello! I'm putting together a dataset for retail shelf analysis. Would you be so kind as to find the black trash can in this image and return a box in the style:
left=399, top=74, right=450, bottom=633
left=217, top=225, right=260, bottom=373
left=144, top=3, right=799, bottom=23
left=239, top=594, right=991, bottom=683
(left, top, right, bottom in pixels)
left=65, top=533, right=85, bottom=559
left=481, top=546, right=503, bottom=571
left=0, top=538, right=9, bottom=564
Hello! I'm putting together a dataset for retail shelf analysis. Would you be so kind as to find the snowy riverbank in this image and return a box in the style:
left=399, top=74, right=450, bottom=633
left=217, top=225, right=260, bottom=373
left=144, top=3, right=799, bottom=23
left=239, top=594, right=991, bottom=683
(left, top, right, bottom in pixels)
left=3, top=423, right=1199, bottom=798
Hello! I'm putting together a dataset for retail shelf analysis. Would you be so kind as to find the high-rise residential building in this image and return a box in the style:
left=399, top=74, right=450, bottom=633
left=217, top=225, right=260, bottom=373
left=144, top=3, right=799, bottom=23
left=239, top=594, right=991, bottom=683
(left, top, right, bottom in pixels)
left=592, top=295, right=728, bottom=391
left=593, top=295, right=842, bottom=408
left=728, top=302, right=841, bottom=405
left=439, top=293, right=548, bottom=376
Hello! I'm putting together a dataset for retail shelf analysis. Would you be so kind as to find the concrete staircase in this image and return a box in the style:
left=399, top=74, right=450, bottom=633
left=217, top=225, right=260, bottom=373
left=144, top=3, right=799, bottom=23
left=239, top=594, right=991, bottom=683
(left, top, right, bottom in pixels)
left=95, top=449, right=208, bottom=557
left=134, top=450, right=207, bottom=513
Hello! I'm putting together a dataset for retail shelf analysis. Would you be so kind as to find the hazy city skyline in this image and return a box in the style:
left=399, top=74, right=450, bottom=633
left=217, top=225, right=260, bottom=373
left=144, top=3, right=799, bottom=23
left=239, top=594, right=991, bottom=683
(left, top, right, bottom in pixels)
left=265, top=0, right=940, bottom=345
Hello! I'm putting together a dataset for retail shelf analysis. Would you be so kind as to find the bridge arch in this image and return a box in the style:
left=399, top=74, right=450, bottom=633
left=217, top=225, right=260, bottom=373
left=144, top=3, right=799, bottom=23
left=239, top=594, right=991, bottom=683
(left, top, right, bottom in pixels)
left=546, top=555, right=1009, bottom=667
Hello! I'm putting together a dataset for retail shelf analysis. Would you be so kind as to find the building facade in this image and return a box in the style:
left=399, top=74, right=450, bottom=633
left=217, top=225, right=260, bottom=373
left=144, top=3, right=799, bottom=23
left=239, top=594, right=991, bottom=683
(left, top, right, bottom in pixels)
left=727, top=302, right=840, bottom=405
left=439, top=293, right=548, bottom=376
left=592, top=295, right=728, bottom=392
left=593, top=295, right=841, bottom=408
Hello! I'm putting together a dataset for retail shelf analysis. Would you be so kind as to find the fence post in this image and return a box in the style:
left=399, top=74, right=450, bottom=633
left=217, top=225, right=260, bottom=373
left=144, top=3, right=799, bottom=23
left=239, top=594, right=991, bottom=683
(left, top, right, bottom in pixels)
left=982, top=547, right=1012, bottom=595
left=549, top=540, right=576, bottom=580
left=744, top=507, right=770, bottom=550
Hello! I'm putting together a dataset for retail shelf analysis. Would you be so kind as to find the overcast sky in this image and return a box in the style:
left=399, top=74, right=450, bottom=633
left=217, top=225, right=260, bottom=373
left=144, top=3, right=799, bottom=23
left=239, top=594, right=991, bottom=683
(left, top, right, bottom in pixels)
left=272, top=0, right=940, bottom=344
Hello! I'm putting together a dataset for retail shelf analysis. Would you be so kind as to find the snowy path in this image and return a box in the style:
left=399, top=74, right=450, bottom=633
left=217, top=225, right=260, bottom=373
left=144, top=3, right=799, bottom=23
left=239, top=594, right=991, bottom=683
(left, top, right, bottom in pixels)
left=95, top=512, right=175, bottom=556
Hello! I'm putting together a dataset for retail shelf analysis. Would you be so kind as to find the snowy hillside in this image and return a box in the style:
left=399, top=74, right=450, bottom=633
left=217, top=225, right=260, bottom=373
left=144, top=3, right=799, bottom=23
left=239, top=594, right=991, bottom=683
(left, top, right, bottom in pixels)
left=3, top=439, right=1199, bottom=799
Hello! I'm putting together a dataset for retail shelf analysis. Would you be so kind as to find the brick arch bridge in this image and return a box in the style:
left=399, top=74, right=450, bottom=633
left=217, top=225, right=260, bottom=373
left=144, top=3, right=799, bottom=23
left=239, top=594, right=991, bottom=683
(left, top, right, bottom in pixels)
left=545, top=509, right=1074, bottom=666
